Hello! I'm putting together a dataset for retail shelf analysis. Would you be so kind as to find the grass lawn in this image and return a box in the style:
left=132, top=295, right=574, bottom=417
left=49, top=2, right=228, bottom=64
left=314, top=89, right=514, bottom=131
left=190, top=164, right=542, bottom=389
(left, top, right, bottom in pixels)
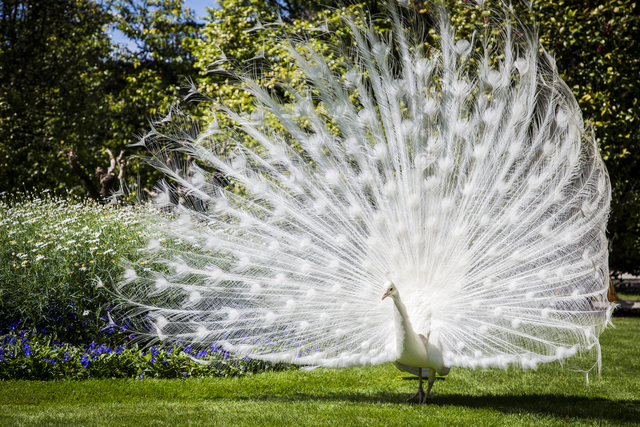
left=616, top=293, right=640, bottom=301
left=1, top=317, right=638, bottom=427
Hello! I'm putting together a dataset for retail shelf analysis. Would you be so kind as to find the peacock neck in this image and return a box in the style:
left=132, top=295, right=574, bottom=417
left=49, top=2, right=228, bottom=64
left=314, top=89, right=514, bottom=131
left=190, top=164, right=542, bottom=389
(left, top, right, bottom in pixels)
left=392, top=293, right=418, bottom=338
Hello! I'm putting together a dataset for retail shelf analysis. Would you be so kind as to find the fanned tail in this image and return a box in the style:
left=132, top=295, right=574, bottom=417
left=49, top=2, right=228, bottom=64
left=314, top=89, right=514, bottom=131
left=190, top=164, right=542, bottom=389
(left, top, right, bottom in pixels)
left=117, top=3, right=611, bottom=372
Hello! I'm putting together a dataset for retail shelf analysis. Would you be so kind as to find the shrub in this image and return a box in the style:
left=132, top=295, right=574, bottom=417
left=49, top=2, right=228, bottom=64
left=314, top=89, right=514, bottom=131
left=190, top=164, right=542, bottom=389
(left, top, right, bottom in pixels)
left=0, top=192, right=149, bottom=343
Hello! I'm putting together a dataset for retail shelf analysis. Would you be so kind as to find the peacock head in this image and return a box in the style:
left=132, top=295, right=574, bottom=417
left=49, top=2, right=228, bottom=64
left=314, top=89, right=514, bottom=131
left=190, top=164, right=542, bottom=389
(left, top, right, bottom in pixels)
left=381, top=281, right=398, bottom=301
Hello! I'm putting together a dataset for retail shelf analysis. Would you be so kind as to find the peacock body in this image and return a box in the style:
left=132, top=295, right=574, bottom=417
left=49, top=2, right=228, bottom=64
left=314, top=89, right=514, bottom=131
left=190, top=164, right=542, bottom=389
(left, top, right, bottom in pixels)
left=119, top=2, right=613, bottom=392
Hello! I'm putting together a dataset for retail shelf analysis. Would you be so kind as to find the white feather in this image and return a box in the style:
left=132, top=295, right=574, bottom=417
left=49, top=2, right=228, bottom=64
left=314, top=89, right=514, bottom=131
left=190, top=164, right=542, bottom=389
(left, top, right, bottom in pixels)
left=119, top=4, right=612, bottom=376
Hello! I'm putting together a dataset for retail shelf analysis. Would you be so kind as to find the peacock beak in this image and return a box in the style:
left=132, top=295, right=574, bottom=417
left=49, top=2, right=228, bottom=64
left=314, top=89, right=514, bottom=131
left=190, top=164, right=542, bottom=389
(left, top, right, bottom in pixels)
left=382, top=293, right=388, bottom=300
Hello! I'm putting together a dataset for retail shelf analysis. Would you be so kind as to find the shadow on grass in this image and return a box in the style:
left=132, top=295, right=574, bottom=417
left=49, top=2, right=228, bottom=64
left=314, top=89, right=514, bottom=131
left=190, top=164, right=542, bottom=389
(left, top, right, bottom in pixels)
left=232, top=391, right=639, bottom=424
left=432, top=393, right=639, bottom=424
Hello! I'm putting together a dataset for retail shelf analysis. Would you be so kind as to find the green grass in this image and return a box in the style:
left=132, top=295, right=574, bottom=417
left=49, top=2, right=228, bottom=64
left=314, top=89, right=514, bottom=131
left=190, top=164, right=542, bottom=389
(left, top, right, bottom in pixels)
left=615, top=292, right=640, bottom=301
left=1, top=318, right=638, bottom=426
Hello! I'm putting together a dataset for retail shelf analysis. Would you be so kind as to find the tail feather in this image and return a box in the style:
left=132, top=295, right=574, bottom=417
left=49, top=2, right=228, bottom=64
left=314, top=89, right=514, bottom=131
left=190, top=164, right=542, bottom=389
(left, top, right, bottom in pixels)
left=117, top=4, right=611, bottom=372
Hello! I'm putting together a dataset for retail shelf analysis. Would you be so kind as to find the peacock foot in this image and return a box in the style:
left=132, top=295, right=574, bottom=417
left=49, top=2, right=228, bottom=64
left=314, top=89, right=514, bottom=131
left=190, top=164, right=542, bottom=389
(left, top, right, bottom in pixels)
left=406, top=387, right=430, bottom=404
left=406, top=390, right=423, bottom=403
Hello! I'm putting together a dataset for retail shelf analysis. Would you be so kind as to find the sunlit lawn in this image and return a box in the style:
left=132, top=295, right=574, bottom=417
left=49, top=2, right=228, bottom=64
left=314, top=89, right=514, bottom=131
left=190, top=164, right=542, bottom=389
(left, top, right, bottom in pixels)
left=616, top=292, right=640, bottom=301
left=1, top=317, right=638, bottom=427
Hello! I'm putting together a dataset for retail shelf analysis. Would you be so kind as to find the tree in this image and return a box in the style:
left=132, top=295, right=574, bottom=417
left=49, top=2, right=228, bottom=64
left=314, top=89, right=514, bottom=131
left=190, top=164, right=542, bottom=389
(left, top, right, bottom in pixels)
left=444, top=0, right=639, bottom=275
left=105, top=0, right=201, bottom=199
left=2, top=0, right=637, bottom=274
left=185, top=0, right=638, bottom=274
left=531, top=0, right=639, bottom=276
left=0, top=0, right=116, bottom=197
left=0, top=0, right=199, bottom=199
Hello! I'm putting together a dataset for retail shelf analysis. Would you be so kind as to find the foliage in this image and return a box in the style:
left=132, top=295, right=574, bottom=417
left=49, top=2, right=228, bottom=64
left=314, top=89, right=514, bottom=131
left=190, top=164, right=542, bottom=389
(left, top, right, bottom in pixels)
left=0, top=0, right=115, bottom=196
left=0, top=329, right=289, bottom=380
left=531, top=0, right=639, bottom=276
left=186, top=0, right=639, bottom=274
left=0, top=0, right=198, bottom=200
left=0, top=193, right=149, bottom=341
left=1, top=0, right=637, bottom=272
left=436, top=0, right=640, bottom=274
left=184, top=0, right=391, bottom=144
left=108, top=0, right=202, bottom=197
left=0, top=318, right=638, bottom=425
left=0, top=194, right=292, bottom=379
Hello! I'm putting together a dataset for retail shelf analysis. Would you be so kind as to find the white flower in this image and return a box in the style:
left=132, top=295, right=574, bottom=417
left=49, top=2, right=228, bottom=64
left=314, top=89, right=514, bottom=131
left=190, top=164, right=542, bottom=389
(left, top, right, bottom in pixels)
left=83, top=310, right=90, bottom=316
left=36, top=254, right=45, bottom=261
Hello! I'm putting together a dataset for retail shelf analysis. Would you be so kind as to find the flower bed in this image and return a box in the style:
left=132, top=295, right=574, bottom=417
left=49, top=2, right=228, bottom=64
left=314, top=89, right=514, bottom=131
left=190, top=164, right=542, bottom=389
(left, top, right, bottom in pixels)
left=0, top=193, right=149, bottom=342
left=0, top=328, right=288, bottom=380
left=0, top=194, right=291, bottom=380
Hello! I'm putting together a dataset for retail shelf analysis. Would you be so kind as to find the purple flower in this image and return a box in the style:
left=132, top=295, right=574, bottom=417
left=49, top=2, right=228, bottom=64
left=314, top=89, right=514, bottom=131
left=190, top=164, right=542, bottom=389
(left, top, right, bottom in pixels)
left=138, top=372, right=144, bottom=379
left=80, top=355, right=90, bottom=368
left=150, top=346, right=159, bottom=356
left=183, top=346, right=193, bottom=354
left=166, top=346, right=174, bottom=354
left=150, top=357, right=156, bottom=364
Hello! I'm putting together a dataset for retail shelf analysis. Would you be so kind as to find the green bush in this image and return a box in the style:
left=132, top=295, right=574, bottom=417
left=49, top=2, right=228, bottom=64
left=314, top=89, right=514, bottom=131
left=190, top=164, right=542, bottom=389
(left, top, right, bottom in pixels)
left=0, top=193, right=149, bottom=342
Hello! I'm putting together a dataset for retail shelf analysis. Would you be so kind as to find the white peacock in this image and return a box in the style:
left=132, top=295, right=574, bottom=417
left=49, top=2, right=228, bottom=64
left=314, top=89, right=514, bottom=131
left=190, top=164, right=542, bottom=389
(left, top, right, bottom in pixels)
left=118, top=2, right=613, bottom=403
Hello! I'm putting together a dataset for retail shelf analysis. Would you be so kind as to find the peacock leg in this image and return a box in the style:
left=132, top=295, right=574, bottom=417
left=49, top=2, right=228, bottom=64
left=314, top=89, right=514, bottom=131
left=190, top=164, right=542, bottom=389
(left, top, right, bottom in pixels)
left=406, top=368, right=426, bottom=404
left=423, top=368, right=436, bottom=403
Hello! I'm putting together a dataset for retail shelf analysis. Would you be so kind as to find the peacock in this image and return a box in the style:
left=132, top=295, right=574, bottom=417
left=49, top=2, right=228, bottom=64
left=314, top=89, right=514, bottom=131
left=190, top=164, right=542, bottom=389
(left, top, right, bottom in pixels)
left=117, top=1, right=613, bottom=403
